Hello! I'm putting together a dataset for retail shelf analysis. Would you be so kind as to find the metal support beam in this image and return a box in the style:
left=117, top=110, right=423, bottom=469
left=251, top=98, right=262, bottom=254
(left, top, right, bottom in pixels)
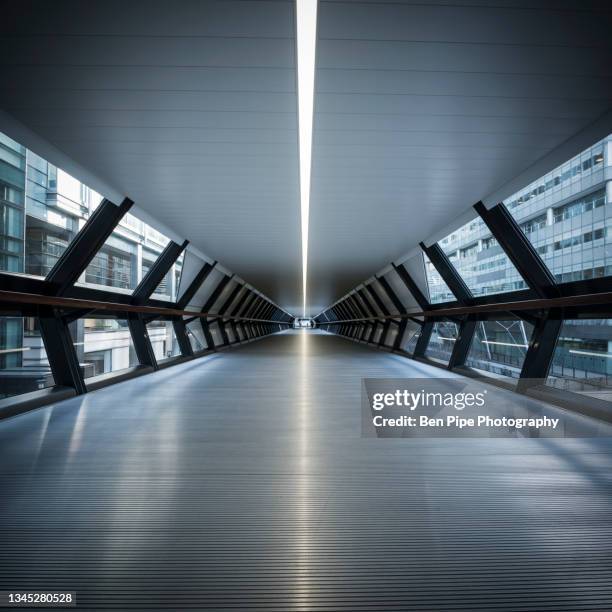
left=392, top=263, right=429, bottom=310
left=229, top=320, right=240, bottom=343
left=357, top=288, right=377, bottom=318
left=251, top=298, right=268, bottom=320
left=360, top=321, right=372, bottom=342
left=376, top=276, right=406, bottom=348
left=245, top=296, right=263, bottom=318
left=202, top=274, right=232, bottom=313
left=262, top=302, right=275, bottom=320
left=365, top=282, right=390, bottom=316
left=413, top=321, right=434, bottom=358
left=215, top=279, right=239, bottom=348
left=379, top=320, right=391, bottom=347
left=45, top=198, right=133, bottom=295
left=128, top=314, right=158, bottom=369
left=368, top=321, right=378, bottom=344
left=177, top=261, right=216, bottom=309
left=341, top=297, right=359, bottom=319
left=132, top=240, right=188, bottom=304
left=393, top=319, right=407, bottom=351
left=518, top=313, right=563, bottom=386
left=474, top=201, right=559, bottom=298
left=200, top=319, right=215, bottom=350
left=39, top=307, right=87, bottom=394
left=218, top=320, right=231, bottom=346
left=172, top=317, right=193, bottom=357
left=200, top=274, right=232, bottom=350
left=218, top=282, right=243, bottom=317
left=376, top=275, right=407, bottom=315
left=230, top=287, right=250, bottom=317
left=420, top=242, right=472, bottom=304
left=348, top=295, right=369, bottom=320
left=337, top=300, right=353, bottom=320
left=447, top=318, right=477, bottom=370
left=239, top=292, right=258, bottom=318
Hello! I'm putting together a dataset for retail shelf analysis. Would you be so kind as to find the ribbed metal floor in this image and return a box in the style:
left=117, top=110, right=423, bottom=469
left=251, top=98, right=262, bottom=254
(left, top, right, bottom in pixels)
left=1, top=330, right=612, bottom=610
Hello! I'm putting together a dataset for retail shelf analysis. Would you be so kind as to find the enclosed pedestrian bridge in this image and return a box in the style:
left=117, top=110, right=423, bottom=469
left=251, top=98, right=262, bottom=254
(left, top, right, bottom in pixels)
left=1, top=1, right=612, bottom=610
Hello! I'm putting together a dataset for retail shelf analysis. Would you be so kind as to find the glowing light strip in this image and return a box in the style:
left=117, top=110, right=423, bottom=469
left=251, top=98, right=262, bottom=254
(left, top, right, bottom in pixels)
left=437, top=336, right=456, bottom=342
left=569, top=349, right=612, bottom=359
left=296, top=0, right=317, bottom=317
left=481, top=340, right=529, bottom=348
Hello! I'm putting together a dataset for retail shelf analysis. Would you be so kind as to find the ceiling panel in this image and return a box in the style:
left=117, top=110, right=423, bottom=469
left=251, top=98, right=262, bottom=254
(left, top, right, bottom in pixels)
left=307, top=0, right=612, bottom=314
left=1, top=1, right=612, bottom=317
left=0, top=0, right=302, bottom=314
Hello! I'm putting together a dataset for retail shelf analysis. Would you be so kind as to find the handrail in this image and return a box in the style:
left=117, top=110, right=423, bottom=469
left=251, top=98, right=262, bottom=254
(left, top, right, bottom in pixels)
left=317, top=290, right=612, bottom=323
left=0, top=290, right=290, bottom=324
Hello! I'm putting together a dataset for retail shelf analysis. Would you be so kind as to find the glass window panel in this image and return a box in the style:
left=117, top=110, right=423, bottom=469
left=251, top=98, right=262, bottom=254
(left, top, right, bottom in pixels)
left=78, top=212, right=175, bottom=295
left=504, top=134, right=612, bottom=284
left=372, top=280, right=395, bottom=313
left=208, top=320, right=223, bottom=346
left=423, top=253, right=455, bottom=304
left=425, top=321, right=459, bottom=364
left=186, top=319, right=207, bottom=352
left=0, top=129, right=181, bottom=294
left=466, top=320, right=534, bottom=380
left=0, top=129, right=97, bottom=279
left=82, top=233, right=137, bottom=292
left=146, top=320, right=182, bottom=362
left=0, top=316, right=54, bottom=399
left=385, top=325, right=398, bottom=347
left=437, top=217, right=527, bottom=297
left=225, top=322, right=237, bottom=345
left=151, top=251, right=184, bottom=302
left=371, top=323, right=383, bottom=344
left=400, top=320, right=422, bottom=354
left=547, top=319, right=612, bottom=402
left=68, top=317, right=138, bottom=379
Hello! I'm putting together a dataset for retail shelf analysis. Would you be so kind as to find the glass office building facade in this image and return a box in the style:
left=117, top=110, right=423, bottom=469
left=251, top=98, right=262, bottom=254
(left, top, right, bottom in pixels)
left=425, top=136, right=610, bottom=302
left=0, top=131, right=184, bottom=398
left=321, top=134, right=612, bottom=405
left=420, top=135, right=612, bottom=396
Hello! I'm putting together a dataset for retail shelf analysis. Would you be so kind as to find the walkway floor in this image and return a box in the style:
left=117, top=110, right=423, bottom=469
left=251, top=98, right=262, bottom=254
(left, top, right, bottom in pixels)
left=1, top=330, right=612, bottom=610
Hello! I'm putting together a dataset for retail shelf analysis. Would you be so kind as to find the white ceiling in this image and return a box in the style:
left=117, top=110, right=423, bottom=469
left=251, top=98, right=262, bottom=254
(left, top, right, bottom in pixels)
left=1, top=1, right=612, bottom=315
left=307, top=0, right=612, bottom=313
left=0, top=0, right=303, bottom=312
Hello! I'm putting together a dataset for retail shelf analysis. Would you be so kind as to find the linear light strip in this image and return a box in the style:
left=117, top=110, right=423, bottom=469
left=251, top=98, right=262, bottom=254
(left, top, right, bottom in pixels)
left=296, top=0, right=317, bottom=317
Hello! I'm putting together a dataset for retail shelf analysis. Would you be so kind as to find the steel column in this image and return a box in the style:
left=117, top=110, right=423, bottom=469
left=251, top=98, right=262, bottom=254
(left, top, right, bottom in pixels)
left=474, top=201, right=558, bottom=298
left=39, top=307, right=87, bottom=394
left=392, top=263, right=429, bottom=310
left=132, top=240, right=188, bottom=304
left=45, top=198, right=133, bottom=295
left=177, top=261, right=216, bottom=309
left=420, top=242, right=472, bottom=304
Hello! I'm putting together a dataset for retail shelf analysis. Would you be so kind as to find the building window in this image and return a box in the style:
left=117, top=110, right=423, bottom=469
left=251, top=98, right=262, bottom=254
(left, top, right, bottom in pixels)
left=504, top=136, right=611, bottom=285
left=546, top=319, right=612, bottom=399
left=0, top=316, right=54, bottom=399
left=86, top=245, right=134, bottom=290
left=423, top=253, right=455, bottom=304
left=426, top=216, right=528, bottom=303
left=0, top=129, right=185, bottom=297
